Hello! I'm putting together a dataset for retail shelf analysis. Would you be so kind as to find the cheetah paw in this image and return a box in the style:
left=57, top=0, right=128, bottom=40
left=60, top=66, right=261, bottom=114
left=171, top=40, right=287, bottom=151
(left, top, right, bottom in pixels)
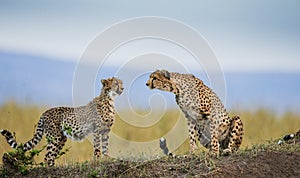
left=222, top=148, right=232, bottom=156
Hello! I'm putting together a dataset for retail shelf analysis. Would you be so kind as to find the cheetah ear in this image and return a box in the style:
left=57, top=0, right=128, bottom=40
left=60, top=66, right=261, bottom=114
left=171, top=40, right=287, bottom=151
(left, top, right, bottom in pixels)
left=101, top=79, right=107, bottom=86
left=161, top=70, right=170, bottom=80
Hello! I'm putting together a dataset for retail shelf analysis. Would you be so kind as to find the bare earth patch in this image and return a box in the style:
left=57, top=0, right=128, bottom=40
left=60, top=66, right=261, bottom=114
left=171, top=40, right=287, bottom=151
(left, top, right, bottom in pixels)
left=212, top=151, right=300, bottom=178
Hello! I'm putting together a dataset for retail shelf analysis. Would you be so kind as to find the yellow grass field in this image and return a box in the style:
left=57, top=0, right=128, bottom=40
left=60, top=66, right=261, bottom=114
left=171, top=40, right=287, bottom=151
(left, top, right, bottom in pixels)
left=0, top=101, right=299, bottom=164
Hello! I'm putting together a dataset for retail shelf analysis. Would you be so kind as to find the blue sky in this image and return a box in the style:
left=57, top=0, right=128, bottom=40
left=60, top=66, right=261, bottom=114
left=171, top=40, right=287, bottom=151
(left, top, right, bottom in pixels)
left=0, top=0, right=299, bottom=72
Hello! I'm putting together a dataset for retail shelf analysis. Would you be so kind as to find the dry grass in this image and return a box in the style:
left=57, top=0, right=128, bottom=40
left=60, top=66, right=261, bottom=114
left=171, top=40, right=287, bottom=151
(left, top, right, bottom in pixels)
left=238, top=109, right=300, bottom=146
left=0, top=101, right=299, bottom=165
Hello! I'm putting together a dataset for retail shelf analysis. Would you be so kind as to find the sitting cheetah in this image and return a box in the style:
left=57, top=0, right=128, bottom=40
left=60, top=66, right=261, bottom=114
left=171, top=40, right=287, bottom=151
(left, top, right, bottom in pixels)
left=146, top=70, right=244, bottom=156
left=1, top=77, right=123, bottom=166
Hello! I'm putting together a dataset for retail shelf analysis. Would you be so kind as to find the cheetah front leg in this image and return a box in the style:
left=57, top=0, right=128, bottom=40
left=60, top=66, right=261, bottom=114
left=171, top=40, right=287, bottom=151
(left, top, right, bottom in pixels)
left=187, top=119, right=198, bottom=153
left=93, top=128, right=103, bottom=158
left=209, top=118, right=220, bottom=157
left=101, top=128, right=110, bottom=156
left=223, top=115, right=244, bottom=155
left=93, top=128, right=110, bottom=158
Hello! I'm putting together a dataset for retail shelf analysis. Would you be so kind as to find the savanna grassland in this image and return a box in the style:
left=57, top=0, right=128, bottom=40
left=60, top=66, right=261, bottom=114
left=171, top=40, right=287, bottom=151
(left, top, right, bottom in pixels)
left=0, top=101, right=300, bottom=177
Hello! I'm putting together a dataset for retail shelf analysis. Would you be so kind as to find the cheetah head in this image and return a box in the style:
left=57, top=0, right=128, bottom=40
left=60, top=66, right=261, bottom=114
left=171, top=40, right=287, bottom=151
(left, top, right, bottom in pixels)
left=146, top=69, right=177, bottom=93
left=101, top=77, right=124, bottom=97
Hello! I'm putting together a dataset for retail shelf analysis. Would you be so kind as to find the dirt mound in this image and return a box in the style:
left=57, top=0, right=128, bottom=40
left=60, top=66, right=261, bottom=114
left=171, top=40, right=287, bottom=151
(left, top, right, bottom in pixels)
left=1, top=139, right=300, bottom=177
left=213, top=151, right=300, bottom=178
left=1, top=150, right=299, bottom=177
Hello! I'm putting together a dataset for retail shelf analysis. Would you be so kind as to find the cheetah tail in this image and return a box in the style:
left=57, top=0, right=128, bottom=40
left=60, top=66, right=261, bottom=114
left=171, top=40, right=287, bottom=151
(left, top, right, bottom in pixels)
left=1, top=116, right=45, bottom=151
left=159, top=137, right=173, bottom=157
left=1, top=129, right=18, bottom=149
left=22, top=116, right=45, bottom=151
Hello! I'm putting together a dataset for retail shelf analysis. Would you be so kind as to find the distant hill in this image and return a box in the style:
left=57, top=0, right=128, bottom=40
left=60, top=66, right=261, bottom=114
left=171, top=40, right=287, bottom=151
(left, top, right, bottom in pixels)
left=0, top=51, right=75, bottom=106
left=225, top=72, right=300, bottom=113
left=0, top=50, right=299, bottom=113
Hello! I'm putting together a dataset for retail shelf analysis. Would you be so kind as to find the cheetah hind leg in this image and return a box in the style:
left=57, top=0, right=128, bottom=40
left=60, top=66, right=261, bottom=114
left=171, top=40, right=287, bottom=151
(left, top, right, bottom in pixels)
left=222, top=115, right=244, bottom=155
left=44, top=133, right=67, bottom=166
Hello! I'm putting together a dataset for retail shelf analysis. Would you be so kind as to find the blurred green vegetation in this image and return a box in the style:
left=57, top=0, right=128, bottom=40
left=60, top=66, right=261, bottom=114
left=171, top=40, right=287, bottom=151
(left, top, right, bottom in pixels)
left=0, top=101, right=299, bottom=164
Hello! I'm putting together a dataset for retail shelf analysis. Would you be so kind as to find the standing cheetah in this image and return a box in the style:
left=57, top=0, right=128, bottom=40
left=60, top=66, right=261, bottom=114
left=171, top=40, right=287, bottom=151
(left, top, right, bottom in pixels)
left=1, top=77, right=123, bottom=166
left=146, top=70, right=243, bottom=156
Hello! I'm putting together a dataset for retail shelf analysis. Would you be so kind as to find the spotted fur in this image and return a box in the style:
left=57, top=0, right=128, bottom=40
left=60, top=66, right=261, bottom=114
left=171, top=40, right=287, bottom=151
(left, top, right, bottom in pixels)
left=146, top=70, right=244, bottom=156
left=1, top=77, right=123, bottom=166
